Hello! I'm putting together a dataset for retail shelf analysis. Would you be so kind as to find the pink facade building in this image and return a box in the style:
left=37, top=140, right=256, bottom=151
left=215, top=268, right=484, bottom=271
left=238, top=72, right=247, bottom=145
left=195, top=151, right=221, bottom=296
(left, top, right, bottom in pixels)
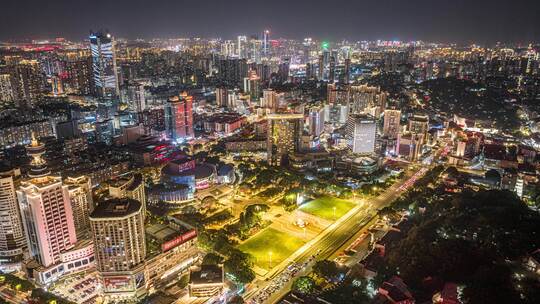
left=16, top=136, right=79, bottom=284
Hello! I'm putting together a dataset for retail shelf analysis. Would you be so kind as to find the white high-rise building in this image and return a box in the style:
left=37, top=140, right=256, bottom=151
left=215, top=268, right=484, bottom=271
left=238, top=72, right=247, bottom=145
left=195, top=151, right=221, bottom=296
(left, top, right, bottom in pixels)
left=221, top=40, right=236, bottom=58
left=308, top=107, right=325, bottom=136
left=90, top=198, right=146, bottom=300
left=0, top=165, right=26, bottom=272
left=347, top=115, right=377, bottom=154
left=237, top=36, right=248, bottom=59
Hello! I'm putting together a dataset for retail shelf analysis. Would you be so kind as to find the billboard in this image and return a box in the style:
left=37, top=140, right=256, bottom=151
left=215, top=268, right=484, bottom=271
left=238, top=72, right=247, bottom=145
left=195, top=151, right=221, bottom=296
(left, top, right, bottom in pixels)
left=161, top=229, right=197, bottom=252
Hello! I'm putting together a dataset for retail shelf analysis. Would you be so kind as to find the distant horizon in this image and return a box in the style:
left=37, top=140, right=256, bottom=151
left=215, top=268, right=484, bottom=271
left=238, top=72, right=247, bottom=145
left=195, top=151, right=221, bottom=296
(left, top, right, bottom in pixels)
left=2, top=0, right=539, bottom=45
left=1, top=34, right=538, bottom=48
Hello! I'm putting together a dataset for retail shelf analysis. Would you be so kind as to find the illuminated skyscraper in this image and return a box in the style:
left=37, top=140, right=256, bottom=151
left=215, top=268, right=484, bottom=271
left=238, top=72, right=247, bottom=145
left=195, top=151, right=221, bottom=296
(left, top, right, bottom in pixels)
left=17, top=136, right=77, bottom=270
left=346, top=115, right=377, bottom=154
left=90, top=198, right=146, bottom=300
left=308, top=107, right=325, bottom=137
left=221, top=40, right=236, bottom=58
left=9, top=60, right=45, bottom=106
left=165, top=93, right=194, bottom=141
left=237, top=36, right=248, bottom=59
left=318, top=54, right=324, bottom=80
left=215, top=86, right=228, bottom=108
left=89, top=31, right=119, bottom=97
left=263, top=30, right=270, bottom=56
left=344, top=58, right=351, bottom=83
left=0, top=74, right=16, bottom=103
left=329, top=51, right=337, bottom=83
left=243, top=70, right=261, bottom=100
left=64, top=174, right=94, bottom=238
left=250, top=37, right=262, bottom=63
left=267, top=114, right=304, bottom=165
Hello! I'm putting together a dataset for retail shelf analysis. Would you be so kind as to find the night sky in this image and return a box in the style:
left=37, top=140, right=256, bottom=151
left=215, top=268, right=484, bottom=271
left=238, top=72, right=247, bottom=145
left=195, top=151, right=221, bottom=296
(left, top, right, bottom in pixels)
left=2, top=0, right=539, bottom=44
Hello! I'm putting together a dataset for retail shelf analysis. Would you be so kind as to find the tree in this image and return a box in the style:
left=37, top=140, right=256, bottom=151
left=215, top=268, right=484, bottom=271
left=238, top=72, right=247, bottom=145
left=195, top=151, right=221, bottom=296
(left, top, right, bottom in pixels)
left=202, top=253, right=224, bottom=265
left=224, top=251, right=255, bottom=284
left=313, top=260, right=340, bottom=281
left=292, top=276, right=315, bottom=294
left=177, top=274, right=189, bottom=289
left=321, top=278, right=371, bottom=304
left=462, top=265, right=520, bottom=304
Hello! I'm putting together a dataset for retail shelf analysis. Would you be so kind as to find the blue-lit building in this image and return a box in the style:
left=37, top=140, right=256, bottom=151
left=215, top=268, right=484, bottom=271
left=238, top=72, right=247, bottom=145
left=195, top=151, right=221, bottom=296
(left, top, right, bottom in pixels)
left=89, top=31, right=119, bottom=97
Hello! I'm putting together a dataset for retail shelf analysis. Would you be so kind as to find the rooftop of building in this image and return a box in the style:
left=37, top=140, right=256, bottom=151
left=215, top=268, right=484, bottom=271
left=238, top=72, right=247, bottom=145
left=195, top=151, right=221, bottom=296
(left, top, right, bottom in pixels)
left=108, top=172, right=143, bottom=190
left=146, top=223, right=191, bottom=243
left=90, top=198, right=142, bottom=219
left=163, top=162, right=215, bottom=179
left=189, top=265, right=223, bottom=285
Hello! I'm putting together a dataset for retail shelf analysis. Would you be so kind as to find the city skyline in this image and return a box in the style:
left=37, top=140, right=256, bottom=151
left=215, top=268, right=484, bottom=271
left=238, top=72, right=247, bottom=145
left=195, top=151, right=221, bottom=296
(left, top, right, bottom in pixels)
left=0, top=3, right=539, bottom=302
left=2, top=0, right=540, bottom=44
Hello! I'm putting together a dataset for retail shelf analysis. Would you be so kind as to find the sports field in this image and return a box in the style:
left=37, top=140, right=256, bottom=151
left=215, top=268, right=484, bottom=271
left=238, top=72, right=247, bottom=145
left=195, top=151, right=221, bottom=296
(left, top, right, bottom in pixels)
left=299, top=196, right=356, bottom=221
left=238, top=227, right=305, bottom=270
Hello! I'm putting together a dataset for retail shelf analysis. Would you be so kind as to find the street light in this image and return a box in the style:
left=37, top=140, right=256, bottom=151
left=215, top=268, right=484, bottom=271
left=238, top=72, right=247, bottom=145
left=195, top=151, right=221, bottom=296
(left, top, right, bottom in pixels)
left=333, top=206, right=336, bottom=219
left=268, top=251, right=273, bottom=267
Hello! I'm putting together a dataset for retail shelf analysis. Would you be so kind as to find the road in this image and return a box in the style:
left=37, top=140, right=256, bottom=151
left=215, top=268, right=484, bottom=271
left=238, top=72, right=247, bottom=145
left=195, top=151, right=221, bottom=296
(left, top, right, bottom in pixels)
left=0, top=286, right=28, bottom=304
left=243, top=167, right=424, bottom=304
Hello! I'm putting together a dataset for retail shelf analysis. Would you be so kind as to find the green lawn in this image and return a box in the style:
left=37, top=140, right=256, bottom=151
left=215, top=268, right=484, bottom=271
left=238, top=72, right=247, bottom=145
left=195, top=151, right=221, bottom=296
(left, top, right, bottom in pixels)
left=238, top=227, right=305, bottom=270
left=299, top=196, right=356, bottom=221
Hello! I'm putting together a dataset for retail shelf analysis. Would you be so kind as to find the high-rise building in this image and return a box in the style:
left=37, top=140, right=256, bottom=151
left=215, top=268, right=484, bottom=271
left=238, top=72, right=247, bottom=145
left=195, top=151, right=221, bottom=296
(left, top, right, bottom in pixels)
left=220, top=40, right=236, bottom=58
left=328, top=51, right=337, bottom=83
left=108, top=173, right=146, bottom=217
left=308, top=107, right=325, bottom=137
left=278, top=58, right=290, bottom=83
left=243, top=70, right=261, bottom=100
left=0, top=74, right=16, bottom=104
left=90, top=31, right=119, bottom=97
left=397, top=132, right=423, bottom=161
left=215, top=86, right=228, bottom=108
left=349, top=84, right=388, bottom=116
left=322, top=49, right=330, bottom=80
left=408, top=114, right=429, bottom=136
left=90, top=198, right=146, bottom=300
left=263, top=30, right=270, bottom=56
left=64, top=56, right=94, bottom=95
left=217, top=58, right=248, bottom=86
left=262, top=89, right=280, bottom=111
left=64, top=174, right=94, bottom=238
left=317, top=54, right=324, bottom=80
left=344, top=58, right=351, bottom=83
left=227, top=89, right=239, bottom=109
left=237, top=36, right=248, bottom=59
left=17, top=136, right=77, bottom=269
left=267, top=114, right=304, bottom=165
left=346, top=115, right=377, bottom=154
left=9, top=60, right=45, bottom=106
left=126, top=82, right=146, bottom=112
left=0, top=165, right=26, bottom=272
left=250, top=38, right=262, bottom=63
left=383, top=109, right=401, bottom=139
left=165, top=93, right=194, bottom=141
